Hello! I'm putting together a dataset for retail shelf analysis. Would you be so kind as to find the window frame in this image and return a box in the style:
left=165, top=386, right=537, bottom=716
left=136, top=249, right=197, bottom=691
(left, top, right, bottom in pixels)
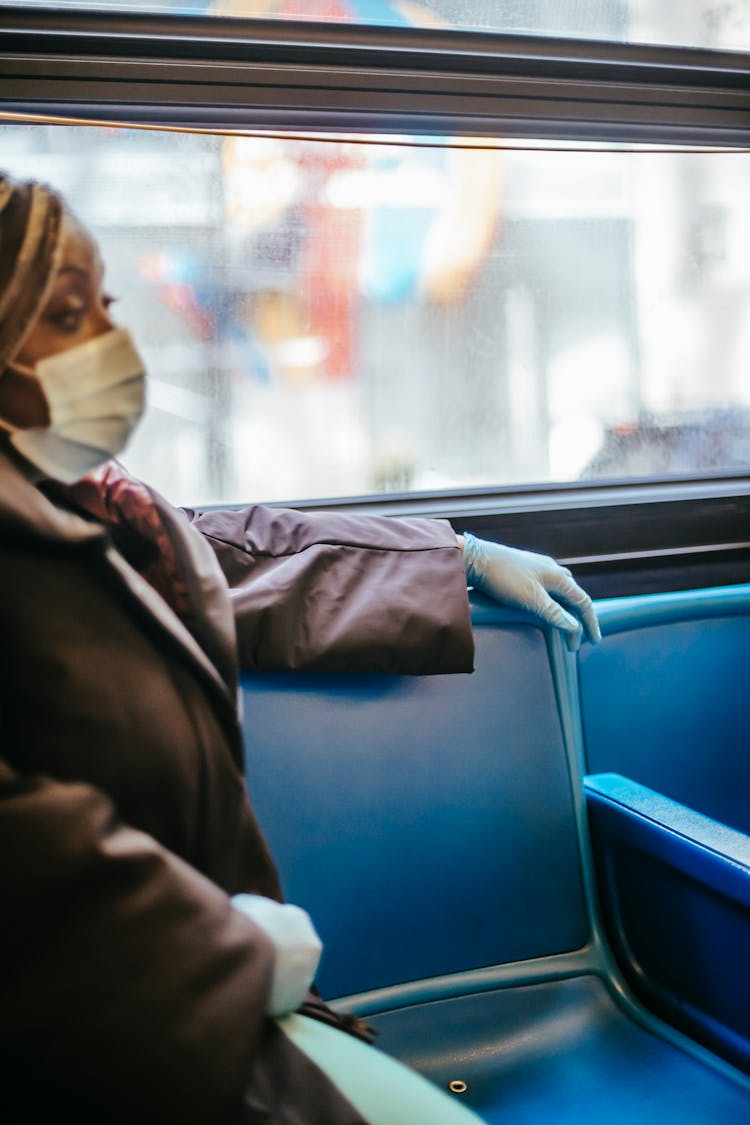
left=1, top=7, right=749, bottom=144
left=1, top=4, right=749, bottom=596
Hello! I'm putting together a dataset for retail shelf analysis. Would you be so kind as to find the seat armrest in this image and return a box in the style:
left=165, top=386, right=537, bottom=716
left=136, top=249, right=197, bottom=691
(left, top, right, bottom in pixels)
left=585, top=773, right=750, bottom=905
left=585, top=772, right=750, bottom=1073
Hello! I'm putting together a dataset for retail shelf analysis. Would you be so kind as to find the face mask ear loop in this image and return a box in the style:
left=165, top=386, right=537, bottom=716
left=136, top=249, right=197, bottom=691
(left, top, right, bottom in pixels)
left=0, top=366, right=13, bottom=434
left=4, top=356, right=38, bottom=378
left=0, top=357, right=52, bottom=435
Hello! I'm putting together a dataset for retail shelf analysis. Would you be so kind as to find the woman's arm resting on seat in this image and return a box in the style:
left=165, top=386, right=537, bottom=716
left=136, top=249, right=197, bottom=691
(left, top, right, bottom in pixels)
left=185, top=506, right=598, bottom=671
left=185, top=505, right=475, bottom=674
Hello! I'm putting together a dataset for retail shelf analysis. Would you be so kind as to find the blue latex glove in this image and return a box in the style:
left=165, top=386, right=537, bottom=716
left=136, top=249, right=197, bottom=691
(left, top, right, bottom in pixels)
left=462, top=532, right=601, bottom=650
left=233, top=894, right=323, bottom=1017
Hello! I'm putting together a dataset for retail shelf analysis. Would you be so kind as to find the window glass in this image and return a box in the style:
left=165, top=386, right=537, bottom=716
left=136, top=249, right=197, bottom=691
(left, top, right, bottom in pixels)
left=2, top=123, right=749, bottom=505
left=3, top=0, right=749, bottom=51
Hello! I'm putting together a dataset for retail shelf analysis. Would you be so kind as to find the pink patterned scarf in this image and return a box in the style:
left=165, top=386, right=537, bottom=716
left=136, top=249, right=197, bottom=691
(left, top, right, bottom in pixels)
left=57, top=460, right=192, bottom=620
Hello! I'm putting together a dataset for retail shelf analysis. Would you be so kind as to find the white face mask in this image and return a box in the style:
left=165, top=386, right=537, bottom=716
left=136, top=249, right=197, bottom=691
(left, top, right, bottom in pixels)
left=7, top=327, right=146, bottom=484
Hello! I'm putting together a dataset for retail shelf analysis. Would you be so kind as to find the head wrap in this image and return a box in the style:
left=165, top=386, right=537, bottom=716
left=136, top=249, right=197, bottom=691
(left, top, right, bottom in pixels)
left=0, top=172, right=66, bottom=371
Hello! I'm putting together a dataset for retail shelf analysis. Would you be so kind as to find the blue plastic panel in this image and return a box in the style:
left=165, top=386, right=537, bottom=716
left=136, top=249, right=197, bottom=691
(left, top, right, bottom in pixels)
left=241, top=615, right=588, bottom=999
left=371, top=975, right=750, bottom=1124
left=586, top=774, right=750, bottom=1075
left=579, top=588, right=750, bottom=834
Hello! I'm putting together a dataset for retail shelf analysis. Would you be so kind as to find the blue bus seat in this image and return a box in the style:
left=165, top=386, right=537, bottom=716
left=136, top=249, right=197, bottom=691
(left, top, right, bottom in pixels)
left=586, top=773, right=750, bottom=1076
left=578, top=585, right=750, bottom=834
left=240, top=588, right=750, bottom=1122
left=242, top=605, right=587, bottom=1000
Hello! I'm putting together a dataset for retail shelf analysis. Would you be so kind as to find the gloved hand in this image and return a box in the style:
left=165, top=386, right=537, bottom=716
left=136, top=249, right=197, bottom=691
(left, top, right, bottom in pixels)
left=461, top=531, right=601, bottom=650
left=233, top=894, right=323, bottom=1017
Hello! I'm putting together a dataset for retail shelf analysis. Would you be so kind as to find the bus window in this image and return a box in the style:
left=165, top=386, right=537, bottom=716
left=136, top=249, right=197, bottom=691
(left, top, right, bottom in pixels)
left=2, top=124, right=748, bottom=507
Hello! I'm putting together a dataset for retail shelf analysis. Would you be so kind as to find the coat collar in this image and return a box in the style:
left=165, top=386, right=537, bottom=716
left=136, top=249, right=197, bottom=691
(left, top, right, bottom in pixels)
left=144, top=485, right=240, bottom=697
left=0, top=442, right=105, bottom=547
left=0, top=446, right=240, bottom=722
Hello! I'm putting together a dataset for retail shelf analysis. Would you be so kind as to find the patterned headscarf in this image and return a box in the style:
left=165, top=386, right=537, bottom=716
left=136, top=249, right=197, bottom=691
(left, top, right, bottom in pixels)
left=0, top=173, right=66, bottom=371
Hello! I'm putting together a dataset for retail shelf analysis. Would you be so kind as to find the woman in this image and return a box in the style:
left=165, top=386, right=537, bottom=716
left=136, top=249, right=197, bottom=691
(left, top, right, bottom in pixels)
left=0, top=173, right=598, bottom=1123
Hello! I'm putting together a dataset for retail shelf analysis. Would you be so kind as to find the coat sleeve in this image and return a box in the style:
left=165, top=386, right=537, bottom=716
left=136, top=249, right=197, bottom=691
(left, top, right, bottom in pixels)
left=0, top=756, right=275, bottom=1123
left=183, top=505, right=475, bottom=674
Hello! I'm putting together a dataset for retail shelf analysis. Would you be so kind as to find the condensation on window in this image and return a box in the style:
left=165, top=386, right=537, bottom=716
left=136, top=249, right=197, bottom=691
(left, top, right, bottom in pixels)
left=4, top=0, right=749, bottom=52
left=2, top=123, right=749, bottom=505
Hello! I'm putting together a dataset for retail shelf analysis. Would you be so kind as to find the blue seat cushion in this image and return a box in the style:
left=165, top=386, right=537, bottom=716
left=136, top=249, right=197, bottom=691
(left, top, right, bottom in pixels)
left=369, top=975, right=750, bottom=1123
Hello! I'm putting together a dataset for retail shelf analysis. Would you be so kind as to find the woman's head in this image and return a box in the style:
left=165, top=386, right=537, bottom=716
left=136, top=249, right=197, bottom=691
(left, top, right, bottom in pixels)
left=15, top=208, right=115, bottom=369
left=0, top=172, right=145, bottom=481
left=0, top=175, right=117, bottom=426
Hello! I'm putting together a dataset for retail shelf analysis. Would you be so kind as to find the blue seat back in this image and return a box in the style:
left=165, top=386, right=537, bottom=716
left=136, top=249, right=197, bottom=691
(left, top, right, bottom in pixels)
left=241, top=602, right=588, bottom=999
left=578, top=586, right=750, bottom=834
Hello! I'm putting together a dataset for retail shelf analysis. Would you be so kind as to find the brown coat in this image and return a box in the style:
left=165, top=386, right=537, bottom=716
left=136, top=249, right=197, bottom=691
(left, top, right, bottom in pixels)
left=0, top=444, right=473, bottom=1123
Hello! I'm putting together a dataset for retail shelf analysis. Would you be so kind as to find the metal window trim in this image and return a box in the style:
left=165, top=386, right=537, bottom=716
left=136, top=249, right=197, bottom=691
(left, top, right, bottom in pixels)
left=233, top=474, right=750, bottom=518
left=3, top=105, right=748, bottom=148
left=1, top=8, right=748, bottom=75
left=1, top=7, right=749, bottom=144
